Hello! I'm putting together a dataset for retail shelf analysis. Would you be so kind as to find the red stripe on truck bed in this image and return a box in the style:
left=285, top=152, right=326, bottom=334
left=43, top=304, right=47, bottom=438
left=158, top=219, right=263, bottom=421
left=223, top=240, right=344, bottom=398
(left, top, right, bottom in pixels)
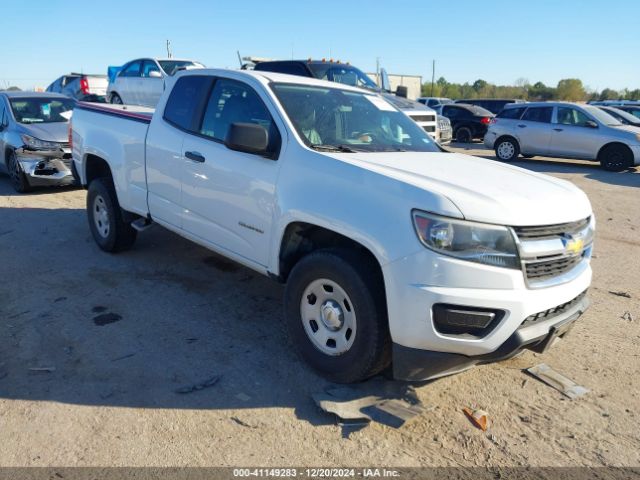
left=75, top=102, right=152, bottom=123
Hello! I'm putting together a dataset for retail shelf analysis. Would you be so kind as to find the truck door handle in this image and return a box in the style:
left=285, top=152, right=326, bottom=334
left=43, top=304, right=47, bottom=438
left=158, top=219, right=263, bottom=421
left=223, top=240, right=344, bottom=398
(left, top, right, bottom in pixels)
left=185, top=151, right=205, bottom=163
left=553, top=128, right=563, bottom=132
left=517, top=124, right=527, bottom=128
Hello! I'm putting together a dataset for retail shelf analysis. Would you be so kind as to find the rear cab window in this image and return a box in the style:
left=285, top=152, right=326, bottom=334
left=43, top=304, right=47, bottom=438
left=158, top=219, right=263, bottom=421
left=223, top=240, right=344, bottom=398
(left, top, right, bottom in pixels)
left=163, top=76, right=212, bottom=131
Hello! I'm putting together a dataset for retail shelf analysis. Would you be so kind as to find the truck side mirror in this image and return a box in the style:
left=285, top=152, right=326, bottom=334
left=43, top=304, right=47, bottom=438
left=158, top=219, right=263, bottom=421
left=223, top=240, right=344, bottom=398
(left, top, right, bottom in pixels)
left=396, top=85, right=408, bottom=98
left=149, top=70, right=163, bottom=78
left=225, top=122, right=269, bottom=155
left=585, top=120, right=598, bottom=128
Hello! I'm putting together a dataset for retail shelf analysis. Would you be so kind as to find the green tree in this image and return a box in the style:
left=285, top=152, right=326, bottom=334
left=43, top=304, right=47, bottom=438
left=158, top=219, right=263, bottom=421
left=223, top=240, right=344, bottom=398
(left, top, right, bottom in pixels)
left=599, top=88, right=620, bottom=100
left=472, top=79, right=488, bottom=92
left=626, top=89, right=640, bottom=100
left=556, top=78, right=586, bottom=101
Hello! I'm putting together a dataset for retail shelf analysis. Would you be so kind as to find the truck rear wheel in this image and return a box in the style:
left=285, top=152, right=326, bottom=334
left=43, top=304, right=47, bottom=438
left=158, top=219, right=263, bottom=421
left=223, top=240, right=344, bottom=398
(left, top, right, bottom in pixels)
left=284, top=248, right=390, bottom=383
left=87, top=177, right=137, bottom=252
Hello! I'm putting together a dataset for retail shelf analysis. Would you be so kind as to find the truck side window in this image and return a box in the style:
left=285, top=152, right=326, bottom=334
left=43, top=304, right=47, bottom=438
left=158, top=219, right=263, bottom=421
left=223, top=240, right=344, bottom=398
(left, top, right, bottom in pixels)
left=163, top=76, right=211, bottom=131
left=199, top=78, right=280, bottom=154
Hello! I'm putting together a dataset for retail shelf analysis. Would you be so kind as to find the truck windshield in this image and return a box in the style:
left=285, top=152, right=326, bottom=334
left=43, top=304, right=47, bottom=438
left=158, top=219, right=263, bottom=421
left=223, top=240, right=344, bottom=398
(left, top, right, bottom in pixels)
left=9, top=98, right=74, bottom=124
left=272, top=83, right=440, bottom=153
left=307, top=64, right=379, bottom=90
left=158, top=60, right=204, bottom=76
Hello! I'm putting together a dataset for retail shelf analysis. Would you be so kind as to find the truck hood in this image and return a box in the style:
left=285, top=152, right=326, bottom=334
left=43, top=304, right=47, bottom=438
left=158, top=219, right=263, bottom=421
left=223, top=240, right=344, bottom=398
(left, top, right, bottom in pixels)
left=18, top=122, right=69, bottom=143
left=331, top=151, right=592, bottom=226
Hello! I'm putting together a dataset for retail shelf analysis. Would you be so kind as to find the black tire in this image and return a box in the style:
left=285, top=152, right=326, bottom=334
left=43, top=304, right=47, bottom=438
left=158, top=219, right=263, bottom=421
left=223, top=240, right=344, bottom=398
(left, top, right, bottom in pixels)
left=87, top=177, right=137, bottom=252
left=494, top=137, right=520, bottom=161
left=7, top=150, right=31, bottom=193
left=455, top=127, right=472, bottom=143
left=284, top=248, right=390, bottom=383
left=110, top=93, right=123, bottom=105
left=599, top=144, right=633, bottom=172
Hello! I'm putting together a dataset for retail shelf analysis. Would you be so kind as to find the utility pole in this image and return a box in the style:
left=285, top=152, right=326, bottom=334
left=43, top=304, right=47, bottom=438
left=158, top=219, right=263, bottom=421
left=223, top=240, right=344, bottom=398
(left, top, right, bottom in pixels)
left=166, top=40, right=172, bottom=59
left=431, top=59, right=435, bottom=96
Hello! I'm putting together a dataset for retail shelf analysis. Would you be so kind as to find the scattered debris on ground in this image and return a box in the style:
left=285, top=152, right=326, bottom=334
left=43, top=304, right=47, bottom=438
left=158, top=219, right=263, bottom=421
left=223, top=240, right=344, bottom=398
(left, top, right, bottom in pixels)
left=526, top=363, right=588, bottom=399
left=111, top=353, right=137, bottom=362
left=621, top=311, right=634, bottom=322
left=313, top=377, right=426, bottom=433
left=93, top=313, right=122, bottom=326
left=28, top=367, right=56, bottom=373
left=463, top=407, right=489, bottom=431
left=231, top=417, right=259, bottom=429
left=608, top=290, right=632, bottom=298
left=174, top=375, right=221, bottom=394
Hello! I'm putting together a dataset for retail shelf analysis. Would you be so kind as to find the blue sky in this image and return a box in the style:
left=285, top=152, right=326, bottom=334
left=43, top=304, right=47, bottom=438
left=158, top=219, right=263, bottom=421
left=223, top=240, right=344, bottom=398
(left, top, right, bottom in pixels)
left=1, top=0, right=638, bottom=91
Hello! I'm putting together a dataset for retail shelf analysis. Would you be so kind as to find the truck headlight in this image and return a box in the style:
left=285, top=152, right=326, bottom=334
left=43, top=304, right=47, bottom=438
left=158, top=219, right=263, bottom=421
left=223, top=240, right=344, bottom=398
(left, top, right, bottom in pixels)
left=21, top=134, right=61, bottom=151
left=412, top=210, right=520, bottom=269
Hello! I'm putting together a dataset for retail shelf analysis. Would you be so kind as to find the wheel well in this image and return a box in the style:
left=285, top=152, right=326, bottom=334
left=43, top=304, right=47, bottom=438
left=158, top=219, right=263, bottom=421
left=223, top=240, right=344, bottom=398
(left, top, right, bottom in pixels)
left=85, top=154, right=112, bottom=186
left=597, top=142, right=632, bottom=160
left=278, top=222, right=384, bottom=286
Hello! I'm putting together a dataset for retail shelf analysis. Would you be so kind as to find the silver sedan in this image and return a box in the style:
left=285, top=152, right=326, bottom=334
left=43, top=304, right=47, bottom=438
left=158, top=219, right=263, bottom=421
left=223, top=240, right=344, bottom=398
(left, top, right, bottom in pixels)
left=0, top=92, right=76, bottom=192
left=484, top=101, right=640, bottom=171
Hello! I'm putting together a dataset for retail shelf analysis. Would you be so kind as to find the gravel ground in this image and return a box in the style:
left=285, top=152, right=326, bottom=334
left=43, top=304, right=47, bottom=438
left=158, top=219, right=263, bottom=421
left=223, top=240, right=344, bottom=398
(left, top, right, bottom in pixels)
left=0, top=144, right=638, bottom=468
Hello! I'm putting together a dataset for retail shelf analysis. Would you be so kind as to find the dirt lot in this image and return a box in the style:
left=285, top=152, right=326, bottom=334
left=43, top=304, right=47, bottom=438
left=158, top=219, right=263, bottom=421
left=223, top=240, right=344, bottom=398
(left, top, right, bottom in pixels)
left=0, top=144, right=638, bottom=468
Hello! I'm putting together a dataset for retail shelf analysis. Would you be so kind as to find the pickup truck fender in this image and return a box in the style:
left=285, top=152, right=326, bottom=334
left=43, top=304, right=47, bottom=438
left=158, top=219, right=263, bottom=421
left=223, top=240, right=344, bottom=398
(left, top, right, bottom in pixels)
left=269, top=147, right=463, bottom=276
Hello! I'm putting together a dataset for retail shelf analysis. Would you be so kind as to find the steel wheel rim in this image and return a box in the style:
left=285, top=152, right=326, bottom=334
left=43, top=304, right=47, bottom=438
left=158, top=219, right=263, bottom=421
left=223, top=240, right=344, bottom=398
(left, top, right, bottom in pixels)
left=300, top=278, right=357, bottom=356
left=92, top=194, right=111, bottom=238
left=497, top=142, right=515, bottom=159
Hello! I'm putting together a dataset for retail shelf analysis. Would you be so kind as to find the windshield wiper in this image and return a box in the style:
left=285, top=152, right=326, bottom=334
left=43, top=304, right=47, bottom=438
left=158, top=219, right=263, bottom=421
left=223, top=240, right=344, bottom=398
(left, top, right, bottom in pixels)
left=310, top=144, right=358, bottom=153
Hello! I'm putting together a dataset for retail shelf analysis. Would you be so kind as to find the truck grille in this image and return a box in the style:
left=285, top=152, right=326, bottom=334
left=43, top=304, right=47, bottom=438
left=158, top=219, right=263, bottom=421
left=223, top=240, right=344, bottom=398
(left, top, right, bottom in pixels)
left=513, top=217, right=592, bottom=286
left=520, top=290, right=587, bottom=329
left=525, top=254, right=584, bottom=281
left=513, top=217, right=590, bottom=240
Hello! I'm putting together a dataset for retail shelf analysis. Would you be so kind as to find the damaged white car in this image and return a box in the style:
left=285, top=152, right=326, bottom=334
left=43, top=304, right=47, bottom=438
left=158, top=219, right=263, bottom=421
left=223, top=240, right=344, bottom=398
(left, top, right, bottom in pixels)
left=0, top=92, right=76, bottom=192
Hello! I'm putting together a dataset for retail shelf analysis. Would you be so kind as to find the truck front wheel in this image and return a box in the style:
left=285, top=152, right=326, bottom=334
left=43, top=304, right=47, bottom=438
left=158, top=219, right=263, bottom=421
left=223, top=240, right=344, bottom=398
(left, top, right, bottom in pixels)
left=87, top=177, right=137, bottom=252
left=284, top=248, right=390, bottom=383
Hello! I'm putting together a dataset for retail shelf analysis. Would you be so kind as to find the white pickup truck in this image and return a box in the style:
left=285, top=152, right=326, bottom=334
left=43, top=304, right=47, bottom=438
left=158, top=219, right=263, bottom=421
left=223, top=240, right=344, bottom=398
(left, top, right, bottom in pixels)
left=72, top=69, right=594, bottom=383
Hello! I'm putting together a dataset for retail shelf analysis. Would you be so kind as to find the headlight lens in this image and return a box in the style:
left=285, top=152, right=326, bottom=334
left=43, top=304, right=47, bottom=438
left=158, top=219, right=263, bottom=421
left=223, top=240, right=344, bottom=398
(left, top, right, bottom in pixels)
left=412, top=210, right=520, bottom=269
left=21, top=134, right=61, bottom=150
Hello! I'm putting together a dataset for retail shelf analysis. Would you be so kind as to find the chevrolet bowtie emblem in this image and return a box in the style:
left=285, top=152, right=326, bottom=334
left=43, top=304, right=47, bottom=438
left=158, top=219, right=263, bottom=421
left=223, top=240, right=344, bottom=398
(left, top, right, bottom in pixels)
left=563, top=235, right=584, bottom=255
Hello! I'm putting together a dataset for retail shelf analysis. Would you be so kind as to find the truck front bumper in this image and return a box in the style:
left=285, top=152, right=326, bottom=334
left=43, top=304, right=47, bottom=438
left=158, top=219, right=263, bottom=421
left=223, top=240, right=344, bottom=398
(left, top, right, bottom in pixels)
left=382, top=247, right=592, bottom=381
left=393, top=292, right=588, bottom=381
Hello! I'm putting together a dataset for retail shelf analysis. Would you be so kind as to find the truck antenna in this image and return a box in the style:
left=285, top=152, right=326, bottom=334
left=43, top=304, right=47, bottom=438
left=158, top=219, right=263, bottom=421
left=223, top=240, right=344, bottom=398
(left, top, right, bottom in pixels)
left=237, top=50, right=243, bottom=68
left=166, top=40, right=172, bottom=59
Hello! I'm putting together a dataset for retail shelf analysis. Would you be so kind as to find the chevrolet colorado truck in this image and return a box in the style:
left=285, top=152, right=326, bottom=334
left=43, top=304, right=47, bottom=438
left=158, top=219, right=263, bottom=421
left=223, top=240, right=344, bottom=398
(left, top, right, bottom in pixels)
left=71, top=69, right=594, bottom=383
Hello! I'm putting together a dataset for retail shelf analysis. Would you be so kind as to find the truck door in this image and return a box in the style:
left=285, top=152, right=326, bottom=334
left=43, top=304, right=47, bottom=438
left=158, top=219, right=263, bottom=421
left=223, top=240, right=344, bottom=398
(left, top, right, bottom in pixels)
left=180, top=76, right=283, bottom=267
left=145, top=75, right=212, bottom=229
